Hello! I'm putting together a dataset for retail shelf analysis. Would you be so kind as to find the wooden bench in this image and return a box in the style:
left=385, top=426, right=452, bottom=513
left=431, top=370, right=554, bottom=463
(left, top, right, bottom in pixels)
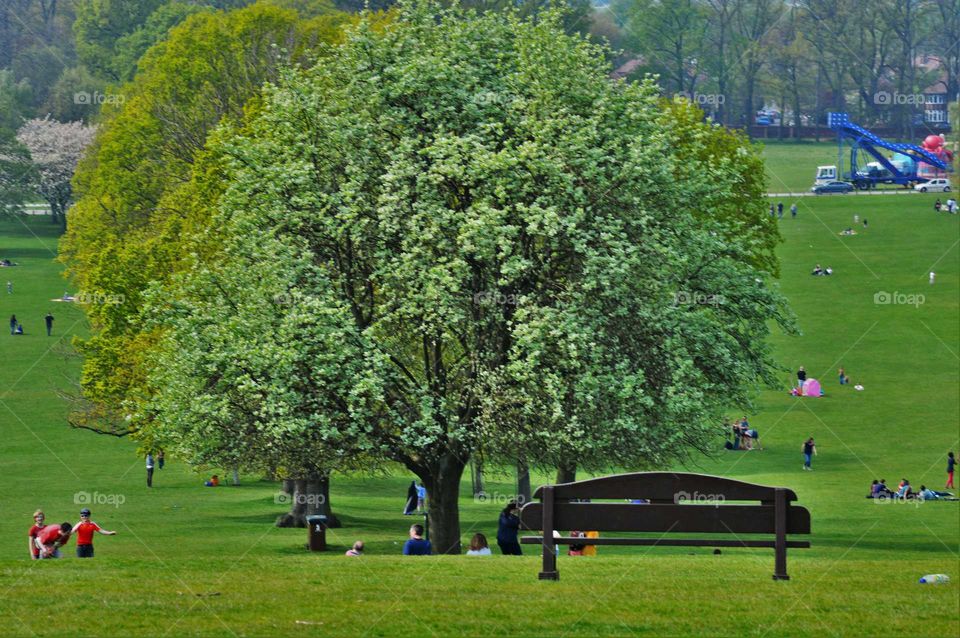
left=519, top=471, right=811, bottom=581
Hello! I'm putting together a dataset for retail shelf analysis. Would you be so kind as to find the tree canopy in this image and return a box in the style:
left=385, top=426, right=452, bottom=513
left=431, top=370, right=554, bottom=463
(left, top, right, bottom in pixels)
left=135, top=2, right=792, bottom=553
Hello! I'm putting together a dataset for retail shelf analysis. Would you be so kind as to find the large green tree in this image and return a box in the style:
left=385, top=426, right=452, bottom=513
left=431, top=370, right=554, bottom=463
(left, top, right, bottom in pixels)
left=143, top=3, right=792, bottom=553
left=61, top=1, right=352, bottom=437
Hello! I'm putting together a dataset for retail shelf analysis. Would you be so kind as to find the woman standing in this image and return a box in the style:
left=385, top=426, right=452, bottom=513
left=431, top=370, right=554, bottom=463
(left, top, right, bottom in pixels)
left=497, top=501, right=522, bottom=555
left=403, top=480, right=417, bottom=515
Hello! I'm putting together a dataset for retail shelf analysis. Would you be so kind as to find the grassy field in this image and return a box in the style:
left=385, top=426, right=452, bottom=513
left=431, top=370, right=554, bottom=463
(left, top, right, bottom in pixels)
left=0, top=187, right=957, bottom=637
left=762, top=141, right=840, bottom=193
left=759, top=139, right=954, bottom=194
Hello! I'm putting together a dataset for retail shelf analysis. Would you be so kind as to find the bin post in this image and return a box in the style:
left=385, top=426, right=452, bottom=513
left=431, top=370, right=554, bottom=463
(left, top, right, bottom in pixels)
left=306, top=515, right=327, bottom=551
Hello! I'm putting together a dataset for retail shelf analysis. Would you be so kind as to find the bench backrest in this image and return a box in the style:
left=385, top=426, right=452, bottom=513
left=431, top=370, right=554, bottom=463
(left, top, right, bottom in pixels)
left=519, top=472, right=811, bottom=535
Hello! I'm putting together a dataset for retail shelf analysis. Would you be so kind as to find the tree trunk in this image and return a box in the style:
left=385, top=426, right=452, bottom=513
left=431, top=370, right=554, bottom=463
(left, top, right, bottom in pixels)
left=276, top=478, right=308, bottom=527
left=517, top=457, right=531, bottom=505
left=470, top=458, right=485, bottom=498
left=556, top=461, right=577, bottom=485
left=282, top=478, right=294, bottom=495
left=424, top=453, right=466, bottom=554
left=317, top=473, right=340, bottom=528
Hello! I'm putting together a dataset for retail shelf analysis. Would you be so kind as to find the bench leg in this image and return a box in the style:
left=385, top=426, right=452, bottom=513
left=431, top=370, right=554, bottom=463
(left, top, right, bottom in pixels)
left=773, top=488, right=789, bottom=580
left=539, top=486, right=558, bottom=581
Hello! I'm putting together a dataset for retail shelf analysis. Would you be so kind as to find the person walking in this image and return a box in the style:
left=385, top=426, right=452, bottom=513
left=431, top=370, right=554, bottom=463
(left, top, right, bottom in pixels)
left=6, top=281, right=12, bottom=294
left=790, top=203, right=797, bottom=218
left=9, top=314, right=16, bottom=335
left=44, top=312, right=54, bottom=336
left=157, top=449, right=165, bottom=470
left=496, top=501, right=522, bottom=555
left=802, top=437, right=817, bottom=470
left=947, top=452, right=955, bottom=489
left=146, top=452, right=155, bottom=487
left=777, top=202, right=784, bottom=218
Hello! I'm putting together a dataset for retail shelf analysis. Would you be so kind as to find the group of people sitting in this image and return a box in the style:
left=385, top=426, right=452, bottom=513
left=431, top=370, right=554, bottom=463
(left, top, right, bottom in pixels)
left=811, top=264, right=834, bottom=276
left=725, top=417, right=762, bottom=451
left=867, top=478, right=956, bottom=501
left=934, top=198, right=957, bottom=214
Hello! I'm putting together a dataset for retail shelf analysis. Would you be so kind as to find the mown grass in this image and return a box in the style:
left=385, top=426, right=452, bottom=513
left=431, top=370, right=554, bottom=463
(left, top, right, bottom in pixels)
left=0, top=193, right=957, bottom=637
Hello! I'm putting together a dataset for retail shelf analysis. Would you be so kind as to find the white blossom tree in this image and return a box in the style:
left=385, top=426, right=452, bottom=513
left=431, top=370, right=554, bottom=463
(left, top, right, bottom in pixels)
left=143, top=4, right=793, bottom=553
left=17, top=116, right=97, bottom=226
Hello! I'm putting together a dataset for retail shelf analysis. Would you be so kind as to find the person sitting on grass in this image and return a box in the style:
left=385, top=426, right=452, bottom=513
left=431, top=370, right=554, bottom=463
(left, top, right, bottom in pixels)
left=811, top=264, right=824, bottom=276
left=568, top=531, right=586, bottom=556
left=204, top=474, right=220, bottom=487
left=402, top=524, right=432, bottom=555
left=466, top=533, right=492, bottom=556
left=868, top=480, right=880, bottom=498
left=345, top=540, right=364, bottom=556
left=896, top=479, right=914, bottom=499
left=875, top=479, right=894, bottom=498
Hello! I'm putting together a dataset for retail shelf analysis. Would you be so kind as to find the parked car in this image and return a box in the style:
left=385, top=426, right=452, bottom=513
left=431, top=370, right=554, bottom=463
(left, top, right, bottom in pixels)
left=811, top=181, right=854, bottom=195
left=914, top=178, right=951, bottom=193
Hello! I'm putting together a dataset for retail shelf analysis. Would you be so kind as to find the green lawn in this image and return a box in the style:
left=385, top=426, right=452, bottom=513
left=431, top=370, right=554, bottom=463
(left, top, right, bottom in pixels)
left=0, top=194, right=957, bottom=637
left=762, top=141, right=840, bottom=193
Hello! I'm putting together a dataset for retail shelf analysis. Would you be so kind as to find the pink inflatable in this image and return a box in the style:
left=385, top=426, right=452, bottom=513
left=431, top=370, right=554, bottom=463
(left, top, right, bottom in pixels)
left=802, top=379, right=822, bottom=397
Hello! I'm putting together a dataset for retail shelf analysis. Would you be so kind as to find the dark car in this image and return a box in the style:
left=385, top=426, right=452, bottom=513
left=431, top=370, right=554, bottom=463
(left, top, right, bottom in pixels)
left=811, top=181, right=854, bottom=195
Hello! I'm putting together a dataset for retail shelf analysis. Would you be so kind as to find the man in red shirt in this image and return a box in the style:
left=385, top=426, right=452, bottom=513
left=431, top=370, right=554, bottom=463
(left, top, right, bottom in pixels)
left=71, top=508, right=117, bottom=558
left=35, top=522, right=73, bottom=559
left=28, top=510, right=45, bottom=560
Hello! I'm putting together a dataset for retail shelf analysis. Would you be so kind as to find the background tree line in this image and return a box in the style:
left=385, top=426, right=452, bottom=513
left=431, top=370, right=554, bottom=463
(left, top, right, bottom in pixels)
left=597, top=0, right=958, bottom=139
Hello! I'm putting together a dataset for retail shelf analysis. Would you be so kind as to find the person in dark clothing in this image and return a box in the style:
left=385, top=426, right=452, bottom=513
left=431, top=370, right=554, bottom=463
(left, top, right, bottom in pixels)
left=497, top=501, right=522, bottom=555
left=777, top=202, right=783, bottom=218
left=403, top=480, right=417, bottom=515
left=9, top=314, right=16, bottom=335
left=796, top=366, right=807, bottom=392
left=947, top=452, right=955, bottom=489
left=146, top=453, right=154, bottom=487
left=402, top=524, right=432, bottom=555
left=802, top=437, right=816, bottom=470
left=45, top=313, right=54, bottom=336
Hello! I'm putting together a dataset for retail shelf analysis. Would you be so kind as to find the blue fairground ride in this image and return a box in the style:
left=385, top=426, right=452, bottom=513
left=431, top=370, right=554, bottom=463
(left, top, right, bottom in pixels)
left=814, top=112, right=951, bottom=190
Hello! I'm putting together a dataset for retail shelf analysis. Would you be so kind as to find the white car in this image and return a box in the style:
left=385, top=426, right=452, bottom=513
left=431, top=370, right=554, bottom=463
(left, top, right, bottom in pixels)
left=915, top=178, right=951, bottom=193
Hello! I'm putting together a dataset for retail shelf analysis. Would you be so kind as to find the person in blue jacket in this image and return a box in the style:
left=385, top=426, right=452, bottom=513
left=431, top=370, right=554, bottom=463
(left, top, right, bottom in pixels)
left=497, top=501, right=522, bottom=555
left=402, top=524, right=431, bottom=555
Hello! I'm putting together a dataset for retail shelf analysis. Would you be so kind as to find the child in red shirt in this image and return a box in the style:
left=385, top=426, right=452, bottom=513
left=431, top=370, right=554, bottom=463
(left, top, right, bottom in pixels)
left=28, top=510, right=45, bottom=560
left=72, top=508, right=117, bottom=558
